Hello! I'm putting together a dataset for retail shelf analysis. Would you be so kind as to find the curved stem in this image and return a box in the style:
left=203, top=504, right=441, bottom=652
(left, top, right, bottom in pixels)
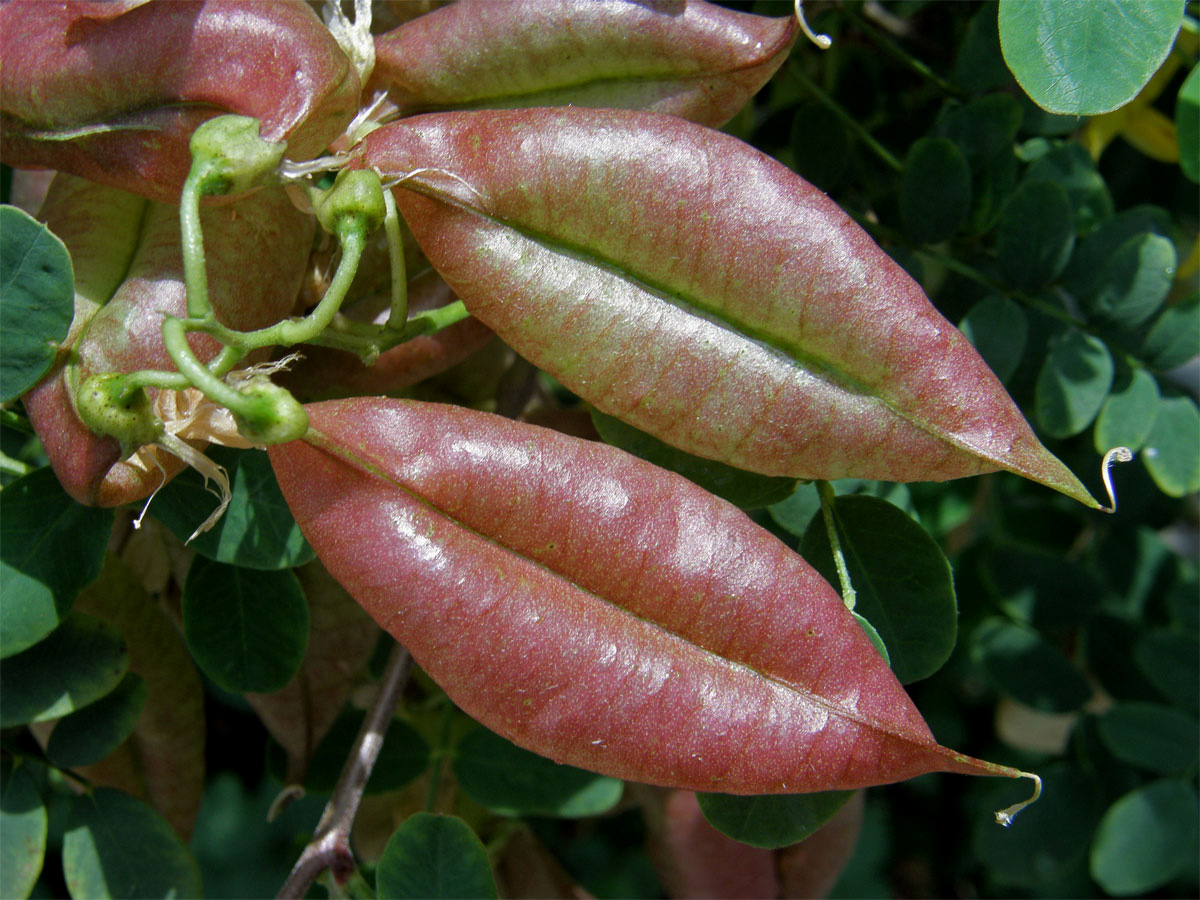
left=180, top=161, right=220, bottom=319
left=277, top=643, right=413, bottom=899
left=201, top=223, right=367, bottom=352
left=306, top=299, right=472, bottom=360
left=162, top=316, right=248, bottom=413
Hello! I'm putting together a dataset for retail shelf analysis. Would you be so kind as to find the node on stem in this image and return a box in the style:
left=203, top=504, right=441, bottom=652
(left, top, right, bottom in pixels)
left=313, top=168, right=387, bottom=235
left=74, top=373, right=164, bottom=455
left=231, top=380, right=310, bottom=445
left=188, top=115, right=287, bottom=196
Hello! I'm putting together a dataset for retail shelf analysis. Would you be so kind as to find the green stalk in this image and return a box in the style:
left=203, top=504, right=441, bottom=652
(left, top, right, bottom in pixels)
left=816, top=481, right=856, bottom=611
left=382, top=188, right=408, bottom=330
left=789, top=65, right=904, bottom=173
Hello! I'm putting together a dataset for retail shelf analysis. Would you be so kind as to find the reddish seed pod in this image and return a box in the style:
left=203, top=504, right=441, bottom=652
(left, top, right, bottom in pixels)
left=356, top=107, right=1098, bottom=506
left=370, top=0, right=797, bottom=127
left=0, top=0, right=359, bottom=202
left=271, top=397, right=1022, bottom=794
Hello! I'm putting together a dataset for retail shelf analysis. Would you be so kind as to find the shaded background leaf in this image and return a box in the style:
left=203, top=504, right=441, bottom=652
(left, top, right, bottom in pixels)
left=46, top=673, right=147, bottom=769
left=800, top=495, right=958, bottom=684
left=151, top=446, right=314, bottom=570
left=0, top=762, right=46, bottom=900
left=377, top=813, right=497, bottom=900
left=62, top=787, right=201, bottom=899
left=452, top=727, right=623, bottom=818
left=182, top=558, right=308, bottom=694
left=0, top=613, right=127, bottom=727
left=246, top=561, right=380, bottom=783
left=0, top=467, right=113, bottom=659
left=71, top=555, right=206, bottom=839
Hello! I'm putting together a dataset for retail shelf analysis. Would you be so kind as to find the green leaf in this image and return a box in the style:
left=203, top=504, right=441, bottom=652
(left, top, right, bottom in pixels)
left=983, top=545, right=1099, bottom=635
left=0, top=467, right=114, bottom=658
left=996, top=180, right=1075, bottom=290
left=377, top=813, right=497, bottom=900
left=1135, top=629, right=1200, bottom=714
left=1062, top=206, right=1173, bottom=300
left=1097, top=703, right=1199, bottom=776
left=1023, top=143, right=1113, bottom=232
left=953, top=4, right=1013, bottom=94
left=971, top=617, right=1091, bottom=712
left=900, top=138, right=972, bottom=244
left=46, top=673, right=148, bottom=769
left=1142, top=395, right=1200, bottom=497
left=936, top=94, right=1023, bottom=165
left=151, top=446, right=314, bottom=570
left=0, top=613, right=129, bottom=727
left=800, top=495, right=956, bottom=684
left=590, top=411, right=797, bottom=510
left=998, top=0, right=1186, bottom=115
left=1088, top=234, right=1176, bottom=327
left=1178, top=63, right=1200, bottom=183
left=852, top=611, right=891, bottom=666
left=974, top=765, right=1105, bottom=888
left=959, top=294, right=1028, bottom=384
left=1, top=762, right=47, bottom=900
left=1138, top=292, right=1200, bottom=371
left=767, top=482, right=821, bottom=537
left=1089, top=780, right=1199, bottom=896
left=696, top=791, right=853, bottom=849
left=1035, top=331, right=1114, bottom=438
left=790, top=102, right=850, bottom=193
left=1167, top=578, right=1200, bottom=636
left=62, top=787, right=202, bottom=899
left=181, top=559, right=308, bottom=693
left=452, top=727, right=623, bottom=818
left=266, top=707, right=430, bottom=795
left=1093, top=369, right=1160, bottom=454
left=0, top=206, right=74, bottom=403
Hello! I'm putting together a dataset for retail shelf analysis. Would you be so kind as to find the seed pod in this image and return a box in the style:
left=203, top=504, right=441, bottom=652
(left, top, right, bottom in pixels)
left=0, top=0, right=359, bottom=202
left=357, top=108, right=1097, bottom=506
left=271, top=397, right=1024, bottom=794
left=370, top=0, right=796, bottom=127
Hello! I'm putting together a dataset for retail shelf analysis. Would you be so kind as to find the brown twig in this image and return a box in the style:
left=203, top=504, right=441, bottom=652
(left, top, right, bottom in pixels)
left=277, top=641, right=414, bottom=899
